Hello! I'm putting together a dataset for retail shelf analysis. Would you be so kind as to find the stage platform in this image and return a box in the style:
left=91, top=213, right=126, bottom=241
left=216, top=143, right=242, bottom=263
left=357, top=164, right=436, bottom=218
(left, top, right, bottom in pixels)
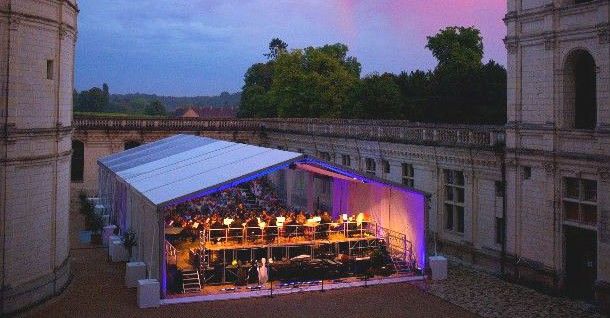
left=162, top=274, right=425, bottom=305
left=170, top=234, right=382, bottom=272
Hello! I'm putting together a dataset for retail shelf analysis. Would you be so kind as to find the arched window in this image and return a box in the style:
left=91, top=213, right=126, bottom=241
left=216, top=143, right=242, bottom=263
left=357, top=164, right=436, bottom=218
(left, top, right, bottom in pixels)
left=71, top=140, right=84, bottom=182
left=124, top=140, right=141, bottom=150
left=564, top=49, right=597, bottom=130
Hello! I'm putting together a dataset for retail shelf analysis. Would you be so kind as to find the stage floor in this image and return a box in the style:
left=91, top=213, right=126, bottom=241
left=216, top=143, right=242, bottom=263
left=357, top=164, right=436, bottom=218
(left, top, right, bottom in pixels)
left=164, top=274, right=425, bottom=304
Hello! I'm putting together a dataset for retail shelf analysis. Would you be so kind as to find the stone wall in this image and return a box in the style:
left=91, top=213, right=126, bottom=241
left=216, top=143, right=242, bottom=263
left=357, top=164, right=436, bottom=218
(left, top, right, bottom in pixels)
left=0, top=0, right=78, bottom=315
left=72, top=116, right=508, bottom=277
left=506, top=0, right=610, bottom=303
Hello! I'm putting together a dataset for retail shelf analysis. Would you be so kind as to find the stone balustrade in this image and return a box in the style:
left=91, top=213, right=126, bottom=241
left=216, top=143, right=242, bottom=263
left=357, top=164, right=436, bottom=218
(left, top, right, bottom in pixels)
left=73, top=115, right=506, bottom=148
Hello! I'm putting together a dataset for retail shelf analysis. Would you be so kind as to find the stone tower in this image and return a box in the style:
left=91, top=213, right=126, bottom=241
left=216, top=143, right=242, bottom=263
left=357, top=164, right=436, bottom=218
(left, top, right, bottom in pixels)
left=505, top=0, right=609, bottom=304
left=0, top=0, right=78, bottom=314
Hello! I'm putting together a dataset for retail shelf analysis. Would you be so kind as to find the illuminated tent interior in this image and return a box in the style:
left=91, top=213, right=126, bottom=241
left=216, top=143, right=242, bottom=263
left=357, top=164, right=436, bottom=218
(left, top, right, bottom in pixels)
left=97, top=134, right=427, bottom=297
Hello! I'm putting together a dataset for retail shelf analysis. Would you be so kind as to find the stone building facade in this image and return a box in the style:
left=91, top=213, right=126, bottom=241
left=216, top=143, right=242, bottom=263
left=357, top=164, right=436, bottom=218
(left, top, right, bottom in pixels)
left=505, top=0, right=610, bottom=304
left=72, top=117, right=510, bottom=279
left=0, top=0, right=78, bottom=315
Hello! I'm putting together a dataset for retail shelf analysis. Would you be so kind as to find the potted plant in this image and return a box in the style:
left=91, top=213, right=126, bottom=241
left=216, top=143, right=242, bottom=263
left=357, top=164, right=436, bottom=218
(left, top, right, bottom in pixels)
left=123, top=228, right=137, bottom=261
left=90, top=214, right=104, bottom=245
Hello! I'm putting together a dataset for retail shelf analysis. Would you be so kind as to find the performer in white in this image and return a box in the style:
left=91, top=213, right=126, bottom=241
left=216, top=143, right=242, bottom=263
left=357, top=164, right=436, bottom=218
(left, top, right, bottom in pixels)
left=258, top=258, right=269, bottom=285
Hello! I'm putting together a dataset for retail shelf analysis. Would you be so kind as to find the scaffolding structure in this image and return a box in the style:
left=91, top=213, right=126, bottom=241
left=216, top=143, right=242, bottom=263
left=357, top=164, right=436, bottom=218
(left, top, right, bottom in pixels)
left=165, top=220, right=414, bottom=286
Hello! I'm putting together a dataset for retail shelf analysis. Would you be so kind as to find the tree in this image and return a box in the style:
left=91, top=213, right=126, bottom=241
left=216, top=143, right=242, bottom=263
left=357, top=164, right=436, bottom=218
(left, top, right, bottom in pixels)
left=240, top=42, right=361, bottom=118
left=102, top=83, right=110, bottom=108
left=426, top=26, right=484, bottom=72
left=352, top=73, right=403, bottom=119
left=144, top=100, right=166, bottom=116
left=271, top=43, right=361, bottom=118
left=264, top=38, right=288, bottom=60
left=239, top=62, right=276, bottom=117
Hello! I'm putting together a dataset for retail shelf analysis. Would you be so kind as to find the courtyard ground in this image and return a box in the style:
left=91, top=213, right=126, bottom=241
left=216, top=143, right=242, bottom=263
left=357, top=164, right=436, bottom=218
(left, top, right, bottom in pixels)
left=21, top=199, right=604, bottom=318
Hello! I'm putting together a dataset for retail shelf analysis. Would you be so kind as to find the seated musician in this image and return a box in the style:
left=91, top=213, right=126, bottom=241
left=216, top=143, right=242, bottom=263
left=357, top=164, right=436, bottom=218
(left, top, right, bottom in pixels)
left=265, top=214, right=277, bottom=243
left=284, top=213, right=295, bottom=238
left=210, top=216, right=224, bottom=243
left=320, top=211, right=332, bottom=239
left=296, top=211, right=306, bottom=236
left=229, top=215, right=244, bottom=244
left=246, top=213, right=259, bottom=242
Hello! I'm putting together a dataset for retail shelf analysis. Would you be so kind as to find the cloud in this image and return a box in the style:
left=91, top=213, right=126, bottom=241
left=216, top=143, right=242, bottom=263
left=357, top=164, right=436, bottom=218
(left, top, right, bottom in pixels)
left=75, top=0, right=506, bottom=96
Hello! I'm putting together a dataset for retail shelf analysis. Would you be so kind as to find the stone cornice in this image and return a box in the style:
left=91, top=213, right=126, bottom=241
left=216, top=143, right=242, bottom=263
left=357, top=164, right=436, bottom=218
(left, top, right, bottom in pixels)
left=0, top=149, right=71, bottom=165
left=2, top=124, right=73, bottom=140
left=506, top=147, right=610, bottom=163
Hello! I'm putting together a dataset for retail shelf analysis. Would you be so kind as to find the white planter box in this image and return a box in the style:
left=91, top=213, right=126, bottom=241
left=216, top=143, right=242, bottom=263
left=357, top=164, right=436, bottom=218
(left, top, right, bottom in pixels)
left=126, top=262, right=147, bottom=288
left=137, top=279, right=160, bottom=308
left=102, top=225, right=117, bottom=246
left=110, top=240, right=129, bottom=262
left=87, top=197, right=100, bottom=206
left=94, top=204, right=107, bottom=216
left=429, top=256, right=448, bottom=280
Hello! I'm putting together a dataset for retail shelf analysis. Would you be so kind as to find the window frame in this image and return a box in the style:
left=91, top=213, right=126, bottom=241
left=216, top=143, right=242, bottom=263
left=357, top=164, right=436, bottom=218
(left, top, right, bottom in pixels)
left=46, top=59, right=54, bottom=80
left=365, top=158, right=376, bottom=175
left=444, top=169, right=465, bottom=234
left=341, top=154, right=351, bottom=167
left=562, top=177, right=597, bottom=226
left=382, top=159, right=390, bottom=174
left=402, top=163, right=414, bottom=187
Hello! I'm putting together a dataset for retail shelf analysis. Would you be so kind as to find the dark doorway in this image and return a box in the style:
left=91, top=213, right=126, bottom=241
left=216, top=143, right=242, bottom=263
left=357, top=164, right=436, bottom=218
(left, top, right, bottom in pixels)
left=564, top=225, right=597, bottom=299
left=564, top=50, right=596, bottom=130
left=71, top=140, right=84, bottom=182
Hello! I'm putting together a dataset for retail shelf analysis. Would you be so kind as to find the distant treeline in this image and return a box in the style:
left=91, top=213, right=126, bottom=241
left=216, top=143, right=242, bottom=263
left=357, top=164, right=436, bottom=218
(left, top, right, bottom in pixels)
left=240, top=27, right=507, bottom=125
left=73, top=86, right=240, bottom=116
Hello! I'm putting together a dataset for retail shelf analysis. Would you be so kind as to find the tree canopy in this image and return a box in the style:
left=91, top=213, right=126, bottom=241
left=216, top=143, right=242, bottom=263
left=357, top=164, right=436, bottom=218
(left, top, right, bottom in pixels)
left=240, top=30, right=506, bottom=124
left=240, top=40, right=362, bottom=118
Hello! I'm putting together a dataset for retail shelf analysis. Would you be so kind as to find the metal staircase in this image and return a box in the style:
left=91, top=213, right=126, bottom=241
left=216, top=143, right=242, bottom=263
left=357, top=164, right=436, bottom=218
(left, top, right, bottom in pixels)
left=391, top=256, right=412, bottom=274
left=182, top=270, right=202, bottom=293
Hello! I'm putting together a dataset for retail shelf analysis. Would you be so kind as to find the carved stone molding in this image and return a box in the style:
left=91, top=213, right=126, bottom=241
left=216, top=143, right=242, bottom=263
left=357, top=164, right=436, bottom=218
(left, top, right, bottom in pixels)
left=504, top=37, right=518, bottom=54
left=543, top=162, right=556, bottom=175
left=597, top=23, right=610, bottom=45
left=599, top=167, right=610, bottom=182
left=9, top=16, right=20, bottom=31
left=544, top=35, right=555, bottom=51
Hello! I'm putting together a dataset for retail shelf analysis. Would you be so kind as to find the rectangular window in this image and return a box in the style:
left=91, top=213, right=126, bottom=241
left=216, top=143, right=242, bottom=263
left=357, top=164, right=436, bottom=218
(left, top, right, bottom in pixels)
left=46, top=60, right=54, bottom=80
left=563, top=177, right=597, bottom=225
left=523, top=166, right=532, bottom=180
left=382, top=160, right=390, bottom=174
left=341, top=154, right=351, bottom=167
left=365, top=158, right=376, bottom=175
left=495, top=181, right=504, bottom=197
left=444, top=169, right=465, bottom=233
left=318, top=151, right=331, bottom=162
left=445, top=204, right=454, bottom=231
left=402, top=163, right=414, bottom=187
left=495, top=217, right=505, bottom=244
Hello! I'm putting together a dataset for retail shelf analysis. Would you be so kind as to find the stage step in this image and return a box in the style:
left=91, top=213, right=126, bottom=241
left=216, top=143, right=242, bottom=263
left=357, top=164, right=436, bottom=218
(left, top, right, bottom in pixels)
left=391, top=257, right=412, bottom=273
left=182, top=270, right=202, bottom=294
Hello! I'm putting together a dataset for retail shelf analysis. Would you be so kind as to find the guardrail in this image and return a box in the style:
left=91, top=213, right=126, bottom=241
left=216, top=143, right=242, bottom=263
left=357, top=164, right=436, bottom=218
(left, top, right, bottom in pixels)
left=166, top=220, right=414, bottom=266
left=74, top=115, right=505, bottom=148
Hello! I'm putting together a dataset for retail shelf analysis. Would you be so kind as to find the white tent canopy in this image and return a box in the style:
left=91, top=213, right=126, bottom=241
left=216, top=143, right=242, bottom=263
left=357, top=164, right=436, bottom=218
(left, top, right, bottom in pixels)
left=99, top=134, right=304, bottom=206
left=98, top=134, right=426, bottom=294
left=98, top=134, right=304, bottom=285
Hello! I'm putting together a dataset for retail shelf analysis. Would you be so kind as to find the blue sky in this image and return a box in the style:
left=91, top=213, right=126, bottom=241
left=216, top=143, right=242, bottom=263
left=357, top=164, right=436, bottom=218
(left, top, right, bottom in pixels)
left=75, top=0, right=506, bottom=96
